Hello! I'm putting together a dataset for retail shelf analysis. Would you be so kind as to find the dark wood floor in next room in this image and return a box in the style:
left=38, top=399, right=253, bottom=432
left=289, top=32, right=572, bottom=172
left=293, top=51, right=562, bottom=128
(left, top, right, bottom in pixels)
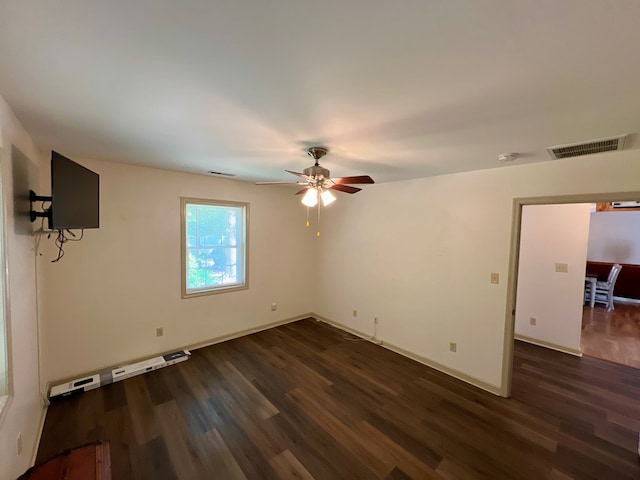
left=36, top=318, right=640, bottom=479
left=581, top=303, right=640, bottom=369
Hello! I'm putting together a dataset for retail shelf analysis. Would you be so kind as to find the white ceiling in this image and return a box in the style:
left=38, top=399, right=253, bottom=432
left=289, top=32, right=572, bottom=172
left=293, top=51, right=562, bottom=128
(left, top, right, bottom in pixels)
left=1, top=1, right=639, bottom=184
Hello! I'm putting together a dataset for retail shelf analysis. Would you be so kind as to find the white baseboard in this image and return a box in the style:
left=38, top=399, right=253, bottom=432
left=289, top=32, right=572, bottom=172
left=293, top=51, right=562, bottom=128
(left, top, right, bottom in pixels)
left=514, top=334, right=582, bottom=357
left=37, top=313, right=311, bottom=466
left=184, top=313, right=311, bottom=352
left=47, top=313, right=312, bottom=392
left=30, top=405, right=47, bottom=466
left=311, top=313, right=503, bottom=397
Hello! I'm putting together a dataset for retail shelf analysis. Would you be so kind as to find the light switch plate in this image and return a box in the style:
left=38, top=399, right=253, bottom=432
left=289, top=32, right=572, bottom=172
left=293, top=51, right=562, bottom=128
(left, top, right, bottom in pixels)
left=555, top=263, right=568, bottom=273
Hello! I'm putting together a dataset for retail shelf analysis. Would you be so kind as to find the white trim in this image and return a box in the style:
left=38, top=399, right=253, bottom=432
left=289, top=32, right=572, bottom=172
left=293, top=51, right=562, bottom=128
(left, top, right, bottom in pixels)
left=0, top=156, right=12, bottom=424
left=514, top=334, right=582, bottom=357
left=46, top=313, right=310, bottom=389
left=313, top=314, right=503, bottom=397
left=30, top=405, right=47, bottom=466
left=180, top=197, right=249, bottom=299
left=181, top=313, right=308, bottom=353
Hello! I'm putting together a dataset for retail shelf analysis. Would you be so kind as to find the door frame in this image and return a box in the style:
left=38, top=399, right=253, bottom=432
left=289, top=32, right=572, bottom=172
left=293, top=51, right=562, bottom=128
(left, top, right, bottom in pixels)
left=500, top=190, right=640, bottom=397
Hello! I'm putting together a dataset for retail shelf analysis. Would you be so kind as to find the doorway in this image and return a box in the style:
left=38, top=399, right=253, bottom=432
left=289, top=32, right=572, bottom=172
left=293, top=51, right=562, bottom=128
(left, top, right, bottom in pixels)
left=500, top=190, right=640, bottom=397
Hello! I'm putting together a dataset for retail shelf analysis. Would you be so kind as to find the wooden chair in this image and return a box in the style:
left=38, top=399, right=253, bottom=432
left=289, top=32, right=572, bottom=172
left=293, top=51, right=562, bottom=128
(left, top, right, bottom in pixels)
left=593, top=263, right=622, bottom=312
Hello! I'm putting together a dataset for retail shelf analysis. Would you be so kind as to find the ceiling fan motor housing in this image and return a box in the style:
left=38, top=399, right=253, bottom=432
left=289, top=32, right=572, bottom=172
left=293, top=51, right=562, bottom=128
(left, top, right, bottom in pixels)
left=303, top=164, right=330, bottom=180
left=255, top=145, right=372, bottom=192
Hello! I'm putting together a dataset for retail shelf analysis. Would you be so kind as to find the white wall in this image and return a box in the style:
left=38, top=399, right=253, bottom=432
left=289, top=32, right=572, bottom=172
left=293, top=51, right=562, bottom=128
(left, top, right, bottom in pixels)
left=0, top=95, right=44, bottom=480
left=38, top=159, right=316, bottom=384
left=588, top=210, right=640, bottom=264
left=315, top=150, right=640, bottom=390
left=514, top=204, right=591, bottom=353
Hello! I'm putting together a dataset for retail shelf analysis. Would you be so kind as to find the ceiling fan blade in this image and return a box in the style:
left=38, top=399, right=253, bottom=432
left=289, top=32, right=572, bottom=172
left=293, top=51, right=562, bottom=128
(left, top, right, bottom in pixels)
left=331, top=175, right=375, bottom=185
left=294, top=187, right=309, bottom=195
left=330, top=184, right=362, bottom=194
left=285, top=170, right=314, bottom=181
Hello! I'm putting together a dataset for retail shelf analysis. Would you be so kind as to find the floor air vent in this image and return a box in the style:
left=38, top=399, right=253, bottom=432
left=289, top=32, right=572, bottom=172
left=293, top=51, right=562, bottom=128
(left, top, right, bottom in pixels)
left=546, top=134, right=627, bottom=159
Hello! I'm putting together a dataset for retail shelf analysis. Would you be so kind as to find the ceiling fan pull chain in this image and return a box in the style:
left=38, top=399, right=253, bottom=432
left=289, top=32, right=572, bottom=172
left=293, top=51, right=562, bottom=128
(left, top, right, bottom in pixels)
left=306, top=207, right=310, bottom=227
left=316, top=200, right=321, bottom=237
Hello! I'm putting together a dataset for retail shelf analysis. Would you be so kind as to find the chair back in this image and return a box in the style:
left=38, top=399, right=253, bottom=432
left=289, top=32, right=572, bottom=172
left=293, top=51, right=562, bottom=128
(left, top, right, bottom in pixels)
left=607, top=264, right=622, bottom=287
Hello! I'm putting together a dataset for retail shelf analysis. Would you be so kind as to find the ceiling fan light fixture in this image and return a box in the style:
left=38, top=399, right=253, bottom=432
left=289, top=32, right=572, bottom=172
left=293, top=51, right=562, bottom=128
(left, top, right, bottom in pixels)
left=301, top=188, right=318, bottom=207
left=321, top=189, right=336, bottom=206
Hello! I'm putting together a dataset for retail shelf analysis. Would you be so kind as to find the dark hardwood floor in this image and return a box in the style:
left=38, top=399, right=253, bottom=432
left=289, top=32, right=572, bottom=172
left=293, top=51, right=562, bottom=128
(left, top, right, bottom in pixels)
left=37, top=319, right=640, bottom=479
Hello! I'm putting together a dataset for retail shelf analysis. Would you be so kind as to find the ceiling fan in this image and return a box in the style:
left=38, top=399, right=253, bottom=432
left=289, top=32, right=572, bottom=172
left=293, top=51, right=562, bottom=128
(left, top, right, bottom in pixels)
left=256, top=146, right=375, bottom=207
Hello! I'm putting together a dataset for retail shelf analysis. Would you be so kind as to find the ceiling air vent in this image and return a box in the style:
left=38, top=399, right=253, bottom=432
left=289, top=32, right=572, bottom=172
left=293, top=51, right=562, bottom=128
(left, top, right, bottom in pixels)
left=546, top=134, right=627, bottom=160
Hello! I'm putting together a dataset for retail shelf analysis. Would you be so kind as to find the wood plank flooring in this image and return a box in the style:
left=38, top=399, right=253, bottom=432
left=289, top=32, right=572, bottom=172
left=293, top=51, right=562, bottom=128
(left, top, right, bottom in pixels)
left=36, top=319, right=640, bottom=479
left=581, top=303, right=640, bottom=369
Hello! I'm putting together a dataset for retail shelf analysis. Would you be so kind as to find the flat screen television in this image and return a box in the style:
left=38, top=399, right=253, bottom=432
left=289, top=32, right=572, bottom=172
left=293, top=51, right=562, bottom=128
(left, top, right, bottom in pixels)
left=50, top=151, right=100, bottom=229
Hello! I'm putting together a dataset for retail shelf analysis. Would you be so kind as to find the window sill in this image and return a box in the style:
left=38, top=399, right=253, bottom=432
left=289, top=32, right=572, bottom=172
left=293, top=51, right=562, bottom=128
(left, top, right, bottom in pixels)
left=182, top=284, right=248, bottom=299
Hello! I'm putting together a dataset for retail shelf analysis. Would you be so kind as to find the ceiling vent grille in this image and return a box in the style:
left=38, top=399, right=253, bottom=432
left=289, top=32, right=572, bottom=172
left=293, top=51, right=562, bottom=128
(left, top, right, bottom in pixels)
left=546, top=134, right=627, bottom=160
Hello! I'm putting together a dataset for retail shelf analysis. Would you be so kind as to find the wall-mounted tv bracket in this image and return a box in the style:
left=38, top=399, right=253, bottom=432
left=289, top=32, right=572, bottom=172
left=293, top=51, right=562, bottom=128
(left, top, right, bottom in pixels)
left=29, top=190, right=52, bottom=223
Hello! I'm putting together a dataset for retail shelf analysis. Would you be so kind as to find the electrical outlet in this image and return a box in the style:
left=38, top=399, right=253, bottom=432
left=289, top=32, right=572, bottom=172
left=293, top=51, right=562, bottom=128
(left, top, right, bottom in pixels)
left=490, top=273, right=499, bottom=284
left=449, top=342, right=457, bottom=353
left=17, top=432, right=22, bottom=456
left=374, top=316, right=379, bottom=325
left=352, top=309, right=358, bottom=318
left=271, top=302, right=277, bottom=311
left=530, top=317, right=537, bottom=326
left=555, top=263, right=568, bottom=273
left=156, top=327, right=164, bottom=337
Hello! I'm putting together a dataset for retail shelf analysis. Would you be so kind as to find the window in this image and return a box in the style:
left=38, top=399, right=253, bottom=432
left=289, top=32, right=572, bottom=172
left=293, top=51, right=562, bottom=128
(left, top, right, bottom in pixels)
left=181, top=198, right=248, bottom=297
left=0, top=174, right=8, bottom=417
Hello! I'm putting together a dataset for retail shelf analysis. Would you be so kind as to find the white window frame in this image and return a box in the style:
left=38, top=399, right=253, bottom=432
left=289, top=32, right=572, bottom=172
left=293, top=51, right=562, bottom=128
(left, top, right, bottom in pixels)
left=181, top=197, right=249, bottom=298
left=0, top=166, right=11, bottom=424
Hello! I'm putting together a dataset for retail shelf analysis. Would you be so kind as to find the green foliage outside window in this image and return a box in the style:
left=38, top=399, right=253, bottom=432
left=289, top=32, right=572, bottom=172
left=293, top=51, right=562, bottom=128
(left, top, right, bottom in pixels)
left=182, top=199, right=247, bottom=295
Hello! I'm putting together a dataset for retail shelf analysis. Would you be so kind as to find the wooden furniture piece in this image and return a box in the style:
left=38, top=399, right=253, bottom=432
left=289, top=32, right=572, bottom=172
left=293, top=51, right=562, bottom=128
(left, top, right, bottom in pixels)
left=19, top=441, right=111, bottom=480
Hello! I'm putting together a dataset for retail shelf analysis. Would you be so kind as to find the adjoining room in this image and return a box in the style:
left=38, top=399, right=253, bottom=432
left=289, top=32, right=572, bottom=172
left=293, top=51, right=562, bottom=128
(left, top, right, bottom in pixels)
left=514, top=201, right=640, bottom=369
left=583, top=202, right=640, bottom=368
